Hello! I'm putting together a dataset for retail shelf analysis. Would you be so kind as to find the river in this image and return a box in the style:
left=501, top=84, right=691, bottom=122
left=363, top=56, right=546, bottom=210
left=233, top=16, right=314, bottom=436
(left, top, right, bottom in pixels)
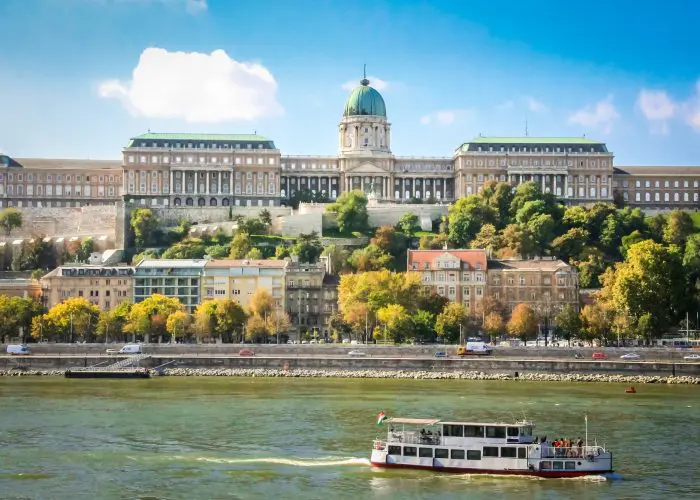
left=0, top=378, right=698, bottom=499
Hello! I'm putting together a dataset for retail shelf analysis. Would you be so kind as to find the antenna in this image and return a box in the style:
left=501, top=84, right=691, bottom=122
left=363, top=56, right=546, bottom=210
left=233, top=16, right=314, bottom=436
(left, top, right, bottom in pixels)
left=525, top=116, right=529, bottom=137
left=363, top=63, right=366, bottom=80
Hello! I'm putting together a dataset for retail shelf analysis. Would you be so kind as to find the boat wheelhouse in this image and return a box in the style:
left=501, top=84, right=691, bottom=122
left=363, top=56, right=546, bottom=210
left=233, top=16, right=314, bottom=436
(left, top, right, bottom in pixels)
left=370, top=417, right=613, bottom=478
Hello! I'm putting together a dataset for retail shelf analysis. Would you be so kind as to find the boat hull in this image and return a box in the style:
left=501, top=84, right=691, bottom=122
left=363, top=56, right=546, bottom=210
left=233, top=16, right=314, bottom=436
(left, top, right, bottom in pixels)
left=64, top=370, right=151, bottom=379
left=370, top=461, right=611, bottom=478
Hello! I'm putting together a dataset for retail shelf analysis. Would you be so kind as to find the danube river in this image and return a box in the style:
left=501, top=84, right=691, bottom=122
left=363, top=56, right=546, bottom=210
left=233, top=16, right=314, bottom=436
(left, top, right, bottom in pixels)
left=0, top=378, right=698, bottom=499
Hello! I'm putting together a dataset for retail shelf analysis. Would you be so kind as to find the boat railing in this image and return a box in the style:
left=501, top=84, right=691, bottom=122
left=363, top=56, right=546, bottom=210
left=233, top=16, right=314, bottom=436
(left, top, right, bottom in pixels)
left=387, top=431, right=441, bottom=446
left=539, top=445, right=607, bottom=459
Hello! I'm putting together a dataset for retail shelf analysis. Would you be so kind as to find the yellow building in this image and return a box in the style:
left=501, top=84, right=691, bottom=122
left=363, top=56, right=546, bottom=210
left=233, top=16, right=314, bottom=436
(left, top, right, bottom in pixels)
left=202, top=259, right=287, bottom=311
left=0, top=279, right=42, bottom=299
left=40, top=265, right=134, bottom=310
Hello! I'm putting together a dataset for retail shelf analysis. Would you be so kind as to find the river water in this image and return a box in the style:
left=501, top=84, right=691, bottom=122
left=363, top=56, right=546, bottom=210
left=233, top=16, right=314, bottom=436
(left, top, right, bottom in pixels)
left=0, top=378, right=698, bottom=500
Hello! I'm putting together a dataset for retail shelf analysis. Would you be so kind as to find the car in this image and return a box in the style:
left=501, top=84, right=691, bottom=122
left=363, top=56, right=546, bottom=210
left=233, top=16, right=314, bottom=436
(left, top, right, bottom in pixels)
left=683, top=353, right=700, bottom=360
left=573, top=352, right=584, bottom=359
left=6, top=344, right=30, bottom=355
left=592, top=352, right=608, bottom=360
left=348, top=350, right=366, bottom=357
left=238, top=349, right=255, bottom=356
left=620, top=353, right=641, bottom=360
left=433, top=351, right=448, bottom=358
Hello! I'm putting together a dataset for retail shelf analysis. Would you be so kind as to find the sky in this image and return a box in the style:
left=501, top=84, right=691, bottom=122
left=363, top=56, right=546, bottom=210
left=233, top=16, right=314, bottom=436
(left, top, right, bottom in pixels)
left=1, top=0, right=700, bottom=165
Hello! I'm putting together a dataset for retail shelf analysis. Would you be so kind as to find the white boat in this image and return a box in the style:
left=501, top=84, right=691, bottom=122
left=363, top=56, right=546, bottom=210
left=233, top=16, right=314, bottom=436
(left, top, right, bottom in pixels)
left=370, top=414, right=613, bottom=478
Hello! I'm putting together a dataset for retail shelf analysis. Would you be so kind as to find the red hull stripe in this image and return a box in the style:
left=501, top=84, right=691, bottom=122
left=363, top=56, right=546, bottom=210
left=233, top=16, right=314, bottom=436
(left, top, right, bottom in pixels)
left=370, top=461, right=611, bottom=478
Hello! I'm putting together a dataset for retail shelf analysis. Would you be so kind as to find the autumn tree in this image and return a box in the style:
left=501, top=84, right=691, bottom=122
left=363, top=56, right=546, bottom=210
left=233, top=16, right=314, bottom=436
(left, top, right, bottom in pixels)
left=267, top=310, right=292, bottom=343
left=470, top=224, right=501, bottom=252
left=34, top=297, right=100, bottom=342
left=166, top=311, right=192, bottom=343
left=435, top=303, right=469, bottom=343
left=229, top=232, right=252, bottom=259
left=580, top=303, right=612, bottom=345
left=418, top=233, right=448, bottom=250
left=348, top=244, right=393, bottom=272
left=554, top=304, right=582, bottom=346
left=249, top=289, right=274, bottom=319
left=376, top=304, right=412, bottom=343
left=0, top=296, right=43, bottom=342
left=245, top=247, right=264, bottom=260
left=506, top=304, right=538, bottom=345
left=483, top=311, right=505, bottom=340
left=663, top=210, right=694, bottom=247
left=126, top=294, right=184, bottom=343
left=96, top=301, right=132, bottom=342
left=245, top=315, right=269, bottom=342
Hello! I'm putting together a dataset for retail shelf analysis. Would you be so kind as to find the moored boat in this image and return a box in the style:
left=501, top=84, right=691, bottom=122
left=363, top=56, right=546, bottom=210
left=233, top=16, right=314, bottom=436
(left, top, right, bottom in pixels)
left=370, top=414, right=612, bottom=478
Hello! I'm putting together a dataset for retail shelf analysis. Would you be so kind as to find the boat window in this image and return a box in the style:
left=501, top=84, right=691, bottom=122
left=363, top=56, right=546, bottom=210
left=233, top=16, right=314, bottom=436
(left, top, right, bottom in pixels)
left=565, top=461, right=576, bottom=470
left=419, top=448, right=433, bottom=458
left=444, top=425, right=464, bottom=437
left=450, top=449, right=465, bottom=460
left=500, top=447, right=517, bottom=458
left=467, top=450, right=481, bottom=460
left=403, top=447, right=417, bottom=457
left=483, top=446, right=499, bottom=457
left=507, top=427, right=519, bottom=437
left=518, top=447, right=527, bottom=459
left=435, top=448, right=449, bottom=459
left=522, top=426, right=533, bottom=436
left=553, top=461, right=564, bottom=470
left=485, top=426, right=506, bottom=439
left=388, top=445, right=401, bottom=455
left=540, top=461, right=552, bottom=470
left=464, top=425, right=484, bottom=437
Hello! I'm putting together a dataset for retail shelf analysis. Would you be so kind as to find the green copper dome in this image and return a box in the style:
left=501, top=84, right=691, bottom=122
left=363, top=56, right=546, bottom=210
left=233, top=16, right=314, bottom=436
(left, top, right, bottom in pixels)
left=343, top=78, right=386, bottom=117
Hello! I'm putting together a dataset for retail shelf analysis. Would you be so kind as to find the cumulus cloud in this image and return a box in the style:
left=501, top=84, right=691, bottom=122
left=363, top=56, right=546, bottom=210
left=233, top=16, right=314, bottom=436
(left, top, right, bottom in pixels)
left=98, top=47, right=283, bottom=123
left=341, top=77, right=388, bottom=92
left=636, top=89, right=676, bottom=134
left=524, top=96, right=547, bottom=113
left=568, top=95, right=620, bottom=134
left=420, top=109, right=470, bottom=126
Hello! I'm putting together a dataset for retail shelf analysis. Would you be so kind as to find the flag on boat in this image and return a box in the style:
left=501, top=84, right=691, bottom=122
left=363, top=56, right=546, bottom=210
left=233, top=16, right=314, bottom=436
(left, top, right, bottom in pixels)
left=377, top=411, right=388, bottom=425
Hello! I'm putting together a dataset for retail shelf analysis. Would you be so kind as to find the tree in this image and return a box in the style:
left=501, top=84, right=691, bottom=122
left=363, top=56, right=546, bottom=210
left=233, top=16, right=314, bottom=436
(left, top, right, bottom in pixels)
left=526, top=213, right=556, bottom=255
left=551, top=228, right=590, bottom=261
left=435, top=303, right=469, bottom=343
left=645, top=214, right=666, bottom=243
left=498, top=224, right=535, bottom=258
left=290, top=231, right=323, bottom=263
left=245, top=247, right=264, bottom=259
left=620, top=230, right=646, bottom=258
left=166, top=311, right=192, bottom=343
left=245, top=315, right=269, bottom=342
left=574, top=251, right=606, bottom=288
left=411, top=309, right=436, bottom=343
left=96, top=301, right=132, bottom=342
left=415, top=291, right=450, bottom=317
left=509, top=182, right=542, bottom=216
left=483, top=311, right=504, bottom=340
left=267, top=310, right=292, bottom=343
left=126, top=294, right=184, bottom=342
left=470, top=224, right=501, bottom=252
left=376, top=304, right=412, bottom=343
left=249, top=289, right=274, bottom=318
left=447, top=196, right=497, bottom=247
left=506, top=304, right=538, bottom=345
left=130, top=208, right=158, bottom=249
left=206, top=244, right=230, bottom=259
left=36, top=297, right=100, bottom=342
left=348, top=244, right=393, bottom=272
left=0, top=208, right=22, bottom=236
left=258, top=209, right=273, bottom=232
left=329, top=312, right=353, bottom=342
left=0, top=296, right=43, bottom=342
left=321, top=244, right=349, bottom=275
left=75, top=238, right=94, bottom=263
left=580, top=303, right=612, bottom=345
left=663, top=210, right=694, bottom=247
left=326, top=190, right=369, bottom=234
left=419, top=233, right=448, bottom=250
left=161, top=239, right=207, bottom=259
left=239, top=217, right=266, bottom=235
left=398, top=212, right=420, bottom=237
left=215, top=298, right=248, bottom=342
left=554, top=305, right=582, bottom=346
left=480, top=181, right=514, bottom=227
left=192, top=301, right=217, bottom=342
left=229, top=232, right=252, bottom=259
left=275, top=244, right=290, bottom=259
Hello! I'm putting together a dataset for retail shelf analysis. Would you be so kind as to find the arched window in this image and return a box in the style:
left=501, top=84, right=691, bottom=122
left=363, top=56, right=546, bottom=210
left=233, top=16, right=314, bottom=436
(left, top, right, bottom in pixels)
left=198, top=198, right=206, bottom=206
left=186, top=197, right=194, bottom=206
left=173, top=197, right=181, bottom=206
left=222, top=198, right=230, bottom=206
left=210, top=198, right=217, bottom=206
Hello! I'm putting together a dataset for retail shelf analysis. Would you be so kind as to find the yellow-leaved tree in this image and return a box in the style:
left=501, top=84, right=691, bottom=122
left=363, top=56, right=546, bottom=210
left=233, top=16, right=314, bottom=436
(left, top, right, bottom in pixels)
left=32, top=297, right=100, bottom=342
left=506, top=304, right=538, bottom=345
left=125, top=294, right=184, bottom=343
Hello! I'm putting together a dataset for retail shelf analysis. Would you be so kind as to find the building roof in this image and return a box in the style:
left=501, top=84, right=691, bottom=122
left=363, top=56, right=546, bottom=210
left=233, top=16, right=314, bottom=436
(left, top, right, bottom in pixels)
left=8, top=158, right=122, bottom=170
left=204, top=259, right=288, bottom=268
left=407, top=249, right=487, bottom=270
left=136, top=259, right=207, bottom=268
left=343, top=78, right=387, bottom=117
left=614, top=166, right=700, bottom=176
left=487, top=258, right=572, bottom=272
left=130, top=132, right=272, bottom=142
left=457, top=136, right=608, bottom=154
left=42, top=265, right=135, bottom=278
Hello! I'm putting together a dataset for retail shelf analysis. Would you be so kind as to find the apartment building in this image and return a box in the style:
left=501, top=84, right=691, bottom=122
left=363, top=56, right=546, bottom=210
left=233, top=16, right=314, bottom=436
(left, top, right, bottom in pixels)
left=133, top=259, right=206, bottom=312
left=40, top=265, right=133, bottom=309
left=0, top=279, right=42, bottom=299
left=202, top=259, right=286, bottom=311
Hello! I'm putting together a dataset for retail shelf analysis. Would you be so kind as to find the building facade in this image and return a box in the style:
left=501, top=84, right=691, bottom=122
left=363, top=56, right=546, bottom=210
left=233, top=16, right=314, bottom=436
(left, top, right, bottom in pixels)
left=0, top=279, right=42, bottom=299
left=133, top=259, right=206, bottom=312
left=202, top=259, right=286, bottom=310
left=2, top=73, right=700, bottom=212
left=40, top=265, right=133, bottom=309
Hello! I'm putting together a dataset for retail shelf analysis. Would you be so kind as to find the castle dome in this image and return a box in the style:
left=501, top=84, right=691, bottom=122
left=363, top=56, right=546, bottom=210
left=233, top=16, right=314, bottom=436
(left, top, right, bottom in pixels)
left=343, top=77, right=386, bottom=117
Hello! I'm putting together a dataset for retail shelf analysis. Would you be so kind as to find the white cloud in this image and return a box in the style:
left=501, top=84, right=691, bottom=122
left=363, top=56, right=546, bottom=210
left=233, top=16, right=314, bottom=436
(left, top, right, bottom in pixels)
left=496, top=100, right=514, bottom=111
left=98, top=47, right=283, bottom=123
left=636, top=89, right=676, bottom=134
left=524, top=95, right=547, bottom=113
left=683, top=81, right=700, bottom=132
left=341, top=77, right=388, bottom=92
left=568, top=95, right=620, bottom=134
left=420, top=109, right=470, bottom=126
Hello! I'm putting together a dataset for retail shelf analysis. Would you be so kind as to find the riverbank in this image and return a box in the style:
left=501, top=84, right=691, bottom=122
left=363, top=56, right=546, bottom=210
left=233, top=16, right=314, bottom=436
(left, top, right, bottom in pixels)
left=2, top=367, right=699, bottom=383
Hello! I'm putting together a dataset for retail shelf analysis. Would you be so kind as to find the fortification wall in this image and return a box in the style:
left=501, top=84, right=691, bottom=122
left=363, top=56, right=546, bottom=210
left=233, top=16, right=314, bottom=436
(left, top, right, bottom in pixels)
left=150, top=206, right=292, bottom=227
left=0, top=205, right=118, bottom=242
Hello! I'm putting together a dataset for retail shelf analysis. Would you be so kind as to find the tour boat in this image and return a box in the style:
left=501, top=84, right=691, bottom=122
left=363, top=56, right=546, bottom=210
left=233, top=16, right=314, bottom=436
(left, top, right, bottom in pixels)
left=370, top=413, right=613, bottom=478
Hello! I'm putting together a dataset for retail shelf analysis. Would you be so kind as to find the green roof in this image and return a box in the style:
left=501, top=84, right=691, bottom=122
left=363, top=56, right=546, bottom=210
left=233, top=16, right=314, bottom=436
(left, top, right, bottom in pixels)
left=132, top=133, right=271, bottom=142
left=466, top=136, right=603, bottom=145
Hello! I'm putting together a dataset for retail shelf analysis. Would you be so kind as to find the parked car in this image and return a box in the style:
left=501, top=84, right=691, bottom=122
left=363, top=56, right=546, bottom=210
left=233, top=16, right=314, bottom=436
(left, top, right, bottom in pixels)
left=239, top=349, right=255, bottom=356
left=620, top=353, right=641, bottom=360
left=6, top=344, right=30, bottom=356
left=348, top=350, right=366, bottom=357
left=592, top=352, right=608, bottom=360
left=434, top=351, right=448, bottom=358
left=573, top=352, right=584, bottom=359
left=683, top=353, right=700, bottom=360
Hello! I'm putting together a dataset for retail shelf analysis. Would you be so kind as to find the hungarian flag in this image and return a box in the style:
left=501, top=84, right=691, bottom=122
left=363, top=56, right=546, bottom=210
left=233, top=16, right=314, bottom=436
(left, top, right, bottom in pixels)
left=377, top=411, right=388, bottom=425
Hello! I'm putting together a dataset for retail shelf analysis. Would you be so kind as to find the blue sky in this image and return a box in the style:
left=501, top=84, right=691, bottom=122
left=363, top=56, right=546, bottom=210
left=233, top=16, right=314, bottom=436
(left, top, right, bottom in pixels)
left=1, top=0, right=700, bottom=165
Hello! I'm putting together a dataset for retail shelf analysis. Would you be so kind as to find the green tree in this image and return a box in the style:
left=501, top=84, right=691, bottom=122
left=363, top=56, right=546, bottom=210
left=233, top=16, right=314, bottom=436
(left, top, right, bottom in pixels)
left=206, top=244, right=230, bottom=259
left=498, top=223, right=535, bottom=258
left=580, top=303, right=612, bottom=345
left=506, top=303, right=538, bottom=345
left=620, top=230, right=646, bottom=258
left=411, top=309, right=436, bottom=343
left=397, top=212, right=420, bottom=237
left=526, top=213, right=556, bottom=255
left=161, top=239, right=207, bottom=259
left=75, top=238, right=94, bottom=263
left=415, top=291, right=450, bottom=317
left=575, top=251, right=606, bottom=288
left=376, top=304, right=412, bottom=343
left=480, top=181, right=514, bottom=227
left=229, top=232, right=252, bottom=259
left=258, top=209, right=273, bottom=232
left=0, top=296, right=43, bottom=342
left=326, top=190, right=369, bottom=233
left=130, top=208, right=158, bottom=249
left=644, top=214, right=666, bottom=243
left=418, top=233, right=448, bottom=250
left=435, top=303, right=469, bottom=343
left=275, top=244, right=290, bottom=259
left=290, top=231, right=323, bottom=263
left=470, top=223, right=501, bottom=252
left=96, top=301, right=132, bottom=342
left=663, top=210, right=694, bottom=247
left=0, top=208, right=22, bottom=236
left=348, top=244, right=393, bottom=272
left=509, top=182, right=542, bottom=216
left=554, top=305, right=582, bottom=346
left=447, top=195, right=497, bottom=247
left=552, top=228, right=590, bottom=261
left=245, top=247, right=264, bottom=259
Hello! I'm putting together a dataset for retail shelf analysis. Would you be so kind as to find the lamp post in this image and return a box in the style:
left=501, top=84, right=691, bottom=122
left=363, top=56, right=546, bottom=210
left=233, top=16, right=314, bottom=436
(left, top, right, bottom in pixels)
left=69, top=312, right=74, bottom=344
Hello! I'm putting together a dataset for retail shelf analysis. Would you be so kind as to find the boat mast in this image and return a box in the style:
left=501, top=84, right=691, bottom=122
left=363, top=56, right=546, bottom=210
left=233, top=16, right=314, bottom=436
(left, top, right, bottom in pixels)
left=585, top=414, right=588, bottom=449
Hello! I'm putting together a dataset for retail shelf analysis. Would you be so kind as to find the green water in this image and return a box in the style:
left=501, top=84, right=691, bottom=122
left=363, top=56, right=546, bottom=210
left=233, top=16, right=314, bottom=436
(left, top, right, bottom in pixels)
left=0, top=378, right=698, bottom=500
